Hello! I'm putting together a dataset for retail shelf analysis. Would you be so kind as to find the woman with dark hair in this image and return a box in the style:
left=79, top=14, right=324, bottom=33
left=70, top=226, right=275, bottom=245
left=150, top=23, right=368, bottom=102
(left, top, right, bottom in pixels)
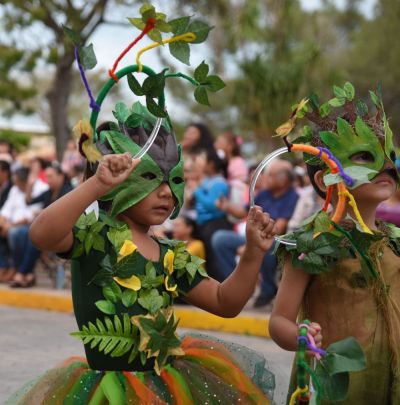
left=214, top=131, right=248, bottom=183
left=193, top=149, right=231, bottom=280
left=180, top=123, right=217, bottom=218
left=181, top=122, right=215, bottom=154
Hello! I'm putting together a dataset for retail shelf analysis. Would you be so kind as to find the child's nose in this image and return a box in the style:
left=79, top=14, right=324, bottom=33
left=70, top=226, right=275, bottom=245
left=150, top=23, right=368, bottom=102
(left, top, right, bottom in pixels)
left=158, top=182, right=173, bottom=197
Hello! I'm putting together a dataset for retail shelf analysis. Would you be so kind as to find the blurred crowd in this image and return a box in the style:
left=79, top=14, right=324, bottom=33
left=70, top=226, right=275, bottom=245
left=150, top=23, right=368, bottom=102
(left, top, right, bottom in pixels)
left=0, top=139, right=84, bottom=288
left=1, top=125, right=399, bottom=304
left=154, top=123, right=400, bottom=308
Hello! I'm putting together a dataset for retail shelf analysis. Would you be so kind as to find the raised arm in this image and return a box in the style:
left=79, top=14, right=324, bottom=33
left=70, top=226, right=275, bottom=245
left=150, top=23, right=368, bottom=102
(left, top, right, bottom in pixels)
left=29, top=153, right=140, bottom=253
left=185, top=206, right=276, bottom=317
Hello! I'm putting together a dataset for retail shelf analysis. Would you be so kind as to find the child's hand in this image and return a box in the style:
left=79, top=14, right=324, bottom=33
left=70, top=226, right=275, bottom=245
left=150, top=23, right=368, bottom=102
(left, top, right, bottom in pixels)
left=94, top=153, right=141, bottom=194
left=308, top=322, right=323, bottom=348
left=245, top=206, right=277, bottom=253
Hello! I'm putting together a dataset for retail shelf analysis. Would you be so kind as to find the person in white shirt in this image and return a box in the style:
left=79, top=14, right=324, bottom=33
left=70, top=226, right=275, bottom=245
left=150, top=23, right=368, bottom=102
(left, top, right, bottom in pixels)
left=0, top=167, right=48, bottom=284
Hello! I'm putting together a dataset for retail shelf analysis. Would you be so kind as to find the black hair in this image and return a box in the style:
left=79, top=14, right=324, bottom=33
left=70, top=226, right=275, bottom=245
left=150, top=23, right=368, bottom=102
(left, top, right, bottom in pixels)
left=14, top=167, right=30, bottom=183
left=0, top=160, right=10, bottom=173
left=306, top=163, right=327, bottom=199
left=33, top=157, right=50, bottom=170
left=221, top=131, right=241, bottom=157
left=180, top=215, right=200, bottom=239
left=206, top=149, right=228, bottom=178
left=187, top=123, right=215, bottom=154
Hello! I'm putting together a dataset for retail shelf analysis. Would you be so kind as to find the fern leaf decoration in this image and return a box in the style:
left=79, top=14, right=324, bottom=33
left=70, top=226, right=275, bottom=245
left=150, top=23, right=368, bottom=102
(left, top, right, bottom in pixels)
left=71, top=313, right=139, bottom=362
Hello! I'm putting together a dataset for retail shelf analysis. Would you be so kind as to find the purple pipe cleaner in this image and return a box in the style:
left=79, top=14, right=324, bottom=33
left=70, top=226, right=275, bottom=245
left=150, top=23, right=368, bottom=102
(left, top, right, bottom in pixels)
left=74, top=47, right=100, bottom=112
left=306, top=343, right=327, bottom=357
left=318, top=147, right=354, bottom=187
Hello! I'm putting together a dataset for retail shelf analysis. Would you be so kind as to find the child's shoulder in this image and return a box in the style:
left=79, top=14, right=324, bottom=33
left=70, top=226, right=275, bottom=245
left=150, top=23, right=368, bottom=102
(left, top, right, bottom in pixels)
left=276, top=212, right=396, bottom=275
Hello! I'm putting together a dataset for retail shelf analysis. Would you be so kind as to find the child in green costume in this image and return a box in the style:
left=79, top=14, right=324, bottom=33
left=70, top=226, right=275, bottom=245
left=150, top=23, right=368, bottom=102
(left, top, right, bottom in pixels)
left=6, top=4, right=277, bottom=405
left=269, top=83, right=400, bottom=404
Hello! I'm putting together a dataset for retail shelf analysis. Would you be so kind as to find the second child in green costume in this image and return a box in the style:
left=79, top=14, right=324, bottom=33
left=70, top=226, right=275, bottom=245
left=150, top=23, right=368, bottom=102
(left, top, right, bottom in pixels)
left=269, top=83, right=400, bottom=404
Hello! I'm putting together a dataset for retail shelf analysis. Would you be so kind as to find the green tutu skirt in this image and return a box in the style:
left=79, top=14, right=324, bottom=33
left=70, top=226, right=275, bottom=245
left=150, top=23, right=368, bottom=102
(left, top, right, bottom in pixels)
left=6, top=334, right=275, bottom=405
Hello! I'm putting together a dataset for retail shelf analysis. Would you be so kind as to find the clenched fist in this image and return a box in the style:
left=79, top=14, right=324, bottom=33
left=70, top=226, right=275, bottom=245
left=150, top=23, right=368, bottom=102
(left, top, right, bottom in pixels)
left=245, top=206, right=277, bottom=253
left=93, top=153, right=141, bottom=195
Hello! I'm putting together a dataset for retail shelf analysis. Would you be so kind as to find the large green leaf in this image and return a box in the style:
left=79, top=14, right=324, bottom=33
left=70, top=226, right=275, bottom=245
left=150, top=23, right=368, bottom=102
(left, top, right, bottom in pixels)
left=112, top=102, right=130, bottom=123
left=194, top=86, right=210, bottom=106
left=169, top=41, right=190, bottom=65
left=78, top=43, right=97, bottom=70
left=324, top=337, right=366, bottom=375
left=194, top=61, right=209, bottom=82
left=315, top=366, right=349, bottom=401
left=71, top=314, right=139, bottom=362
left=138, top=289, right=164, bottom=313
left=187, top=20, right=212, bottom=43
left=169, top=16, right=190, bottom=35
left=95, top=300, right=116, bottom=315
left=127, top=73, right=144, bottom=96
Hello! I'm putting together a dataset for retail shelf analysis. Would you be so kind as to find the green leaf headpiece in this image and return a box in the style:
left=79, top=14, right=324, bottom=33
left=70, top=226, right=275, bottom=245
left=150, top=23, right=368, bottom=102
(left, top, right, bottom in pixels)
left=277, top=82, right=398, bottom=188
left=67, top=3, right=225, bottom=218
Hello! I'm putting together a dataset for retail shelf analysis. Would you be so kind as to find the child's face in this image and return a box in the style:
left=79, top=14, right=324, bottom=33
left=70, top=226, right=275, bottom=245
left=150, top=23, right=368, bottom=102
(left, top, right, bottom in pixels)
left=123, top=182, right=175, bottom=226
left=348, top=152, right=397, bottom=203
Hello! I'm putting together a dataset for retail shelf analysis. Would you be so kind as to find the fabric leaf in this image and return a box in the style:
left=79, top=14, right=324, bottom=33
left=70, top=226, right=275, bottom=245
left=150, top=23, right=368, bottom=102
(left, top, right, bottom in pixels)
left=71, top=314, right=138, bottom=362
left=95, top=300, right=116, bottom=315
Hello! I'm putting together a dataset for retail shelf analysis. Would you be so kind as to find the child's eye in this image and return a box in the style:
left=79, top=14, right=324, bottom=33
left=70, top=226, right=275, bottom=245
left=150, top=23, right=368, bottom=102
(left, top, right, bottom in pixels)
left=350, top=151, right=375, bottom=164
left=172, top=176, right=184, bottom=185
left=141, top=172, right=157, bottom=180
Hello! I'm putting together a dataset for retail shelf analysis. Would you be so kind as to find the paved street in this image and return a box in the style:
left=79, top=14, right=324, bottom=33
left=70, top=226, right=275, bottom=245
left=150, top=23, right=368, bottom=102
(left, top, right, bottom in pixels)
left=0, top=305, right=293, bottom=404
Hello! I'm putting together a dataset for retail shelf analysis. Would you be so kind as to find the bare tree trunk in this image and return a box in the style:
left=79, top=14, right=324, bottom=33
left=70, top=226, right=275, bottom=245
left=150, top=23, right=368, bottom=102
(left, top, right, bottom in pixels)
left=47, top=52, right=75, bottom=162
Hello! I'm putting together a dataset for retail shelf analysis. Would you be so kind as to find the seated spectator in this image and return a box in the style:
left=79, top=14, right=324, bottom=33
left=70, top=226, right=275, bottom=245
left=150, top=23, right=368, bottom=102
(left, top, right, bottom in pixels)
left=26, top=161, right=73, bottom=208
left=172, top=215, right=205, bottom=260
left=0, top=167, right=48, bottom=285
left=193, top=150, right=231, bottom=280
left=376, top=189, right=400, bottom=227
left=212, top=159, right=299, bottom=307
left=62, top=139, right=85, bottom=176
left=7, top=163, right=73, bottom=287
left=287, top=165, right=323, bottom=231
left=180, top=123, right=216, bottom=218
left=215, top=131, right=249, bottom=225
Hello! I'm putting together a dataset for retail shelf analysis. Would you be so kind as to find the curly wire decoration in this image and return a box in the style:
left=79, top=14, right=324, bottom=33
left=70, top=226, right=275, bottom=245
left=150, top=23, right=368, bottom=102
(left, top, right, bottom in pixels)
left=74, top=47, right=100, bottom=112
left=318, top=147, right=354, bottom=187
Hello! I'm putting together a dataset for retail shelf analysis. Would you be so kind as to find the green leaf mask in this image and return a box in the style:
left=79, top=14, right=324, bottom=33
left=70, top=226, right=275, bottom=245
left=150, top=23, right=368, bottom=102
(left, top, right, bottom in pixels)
left=97, top=108, right=184, bottom=219
left=319, top=117, right=385, bottom=185
left=289, top=82, right=399, bottom=187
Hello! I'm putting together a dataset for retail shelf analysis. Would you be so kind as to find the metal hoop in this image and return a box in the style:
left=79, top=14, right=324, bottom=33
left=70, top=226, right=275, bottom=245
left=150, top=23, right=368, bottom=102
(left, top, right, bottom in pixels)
left=89, top=65, right=165, bottom=160
left=249, top=147, right=297, bottom=247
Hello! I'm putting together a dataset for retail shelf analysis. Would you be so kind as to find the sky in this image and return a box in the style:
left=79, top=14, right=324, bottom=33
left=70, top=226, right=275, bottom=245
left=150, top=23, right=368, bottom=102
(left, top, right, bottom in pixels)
left=0, top=0, right=377, bottom=132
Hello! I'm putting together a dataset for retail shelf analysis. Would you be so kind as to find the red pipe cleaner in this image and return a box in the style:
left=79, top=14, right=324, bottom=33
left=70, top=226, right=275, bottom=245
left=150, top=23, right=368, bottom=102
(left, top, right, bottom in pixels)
left=108, top=18, right=156, bottom=82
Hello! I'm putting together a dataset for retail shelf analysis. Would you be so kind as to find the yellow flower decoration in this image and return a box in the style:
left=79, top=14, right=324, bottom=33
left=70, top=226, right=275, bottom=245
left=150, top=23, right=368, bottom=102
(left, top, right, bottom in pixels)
left=164, top=275, right=177, bottom=292
left=163, top=249, right=175, bottom=274
left=72, top=119, right=103, bottom=163
left=113, top=275, right=141, bottom=291
left=118, top=240, right=138, bottom=262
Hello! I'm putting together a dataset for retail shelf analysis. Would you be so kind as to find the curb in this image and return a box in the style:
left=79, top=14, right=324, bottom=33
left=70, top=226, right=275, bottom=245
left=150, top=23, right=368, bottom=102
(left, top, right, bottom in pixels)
left=0, top=287, right=270, bottom=338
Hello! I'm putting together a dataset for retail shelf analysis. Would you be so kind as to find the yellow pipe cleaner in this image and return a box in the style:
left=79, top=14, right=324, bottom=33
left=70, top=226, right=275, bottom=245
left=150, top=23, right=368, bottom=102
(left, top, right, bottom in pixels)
left=338, top=190, right=373, bottom=234
left=136, top=32, right=197, bottom=72
left=289, top=385, right=309, bottom=405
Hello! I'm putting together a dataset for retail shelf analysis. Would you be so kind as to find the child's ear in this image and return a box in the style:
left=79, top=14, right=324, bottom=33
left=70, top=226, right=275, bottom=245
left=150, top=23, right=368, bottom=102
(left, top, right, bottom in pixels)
left=314, top=170, right=327, bottom=194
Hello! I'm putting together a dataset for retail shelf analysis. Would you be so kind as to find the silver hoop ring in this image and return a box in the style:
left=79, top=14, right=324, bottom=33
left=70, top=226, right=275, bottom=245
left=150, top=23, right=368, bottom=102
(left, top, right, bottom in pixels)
left=249, top=147, right=297, bottom=247
left=132, top=117, right=163, bottom=160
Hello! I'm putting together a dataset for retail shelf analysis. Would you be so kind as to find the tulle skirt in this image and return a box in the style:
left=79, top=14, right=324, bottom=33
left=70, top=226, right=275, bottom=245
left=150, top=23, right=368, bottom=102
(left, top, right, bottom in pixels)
left=6, top=333, right=275, bottom=405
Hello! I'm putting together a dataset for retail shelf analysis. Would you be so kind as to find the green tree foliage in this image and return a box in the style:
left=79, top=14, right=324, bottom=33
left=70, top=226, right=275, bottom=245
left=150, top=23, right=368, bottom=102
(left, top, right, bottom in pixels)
left=344, top=0, right=400, bottom=136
